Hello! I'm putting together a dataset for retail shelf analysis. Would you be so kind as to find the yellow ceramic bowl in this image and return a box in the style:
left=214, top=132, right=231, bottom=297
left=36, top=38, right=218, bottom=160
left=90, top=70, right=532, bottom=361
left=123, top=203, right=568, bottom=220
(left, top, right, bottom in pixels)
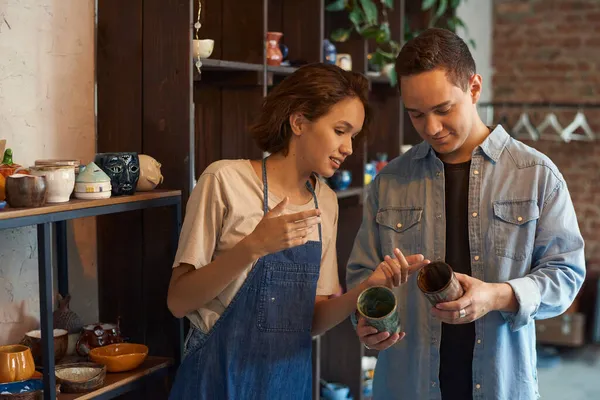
left=89, top=343, right=148, bottom=373
left=0, top=345, right=35, bottom=383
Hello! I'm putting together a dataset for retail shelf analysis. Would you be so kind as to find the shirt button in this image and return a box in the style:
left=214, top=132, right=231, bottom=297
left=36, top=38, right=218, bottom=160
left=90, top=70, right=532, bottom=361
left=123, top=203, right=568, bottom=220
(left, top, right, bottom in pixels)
left=472, top=212, right=478, bottom=217
left=431, top=382, right=436, bottom=387
left=476, top=384, right=481, bottom=389
left=517, top=216, right=523, bottom=222
left=474, top=255, right=480, bottom=261
left=477, top=339, right=482, bottom=344
left=437, top=256, right=442, bottom=261
left=436, top=172, right=441, bottom=177
left=436, top=214, right=442, bottom=219
left=396, top=223, right=402, bottom=228
left=473, top=170, right=479, bottom=175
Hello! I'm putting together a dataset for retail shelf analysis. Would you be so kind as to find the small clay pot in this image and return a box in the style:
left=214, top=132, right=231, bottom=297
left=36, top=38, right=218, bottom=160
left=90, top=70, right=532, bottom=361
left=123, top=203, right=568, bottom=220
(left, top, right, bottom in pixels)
left=5, top=174, right=47, bottom=208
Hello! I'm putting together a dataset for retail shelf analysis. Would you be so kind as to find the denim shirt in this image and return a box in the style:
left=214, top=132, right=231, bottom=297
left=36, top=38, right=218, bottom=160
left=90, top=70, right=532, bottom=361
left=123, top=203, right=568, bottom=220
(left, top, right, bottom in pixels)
left=347, top=125, right=586, bottom=400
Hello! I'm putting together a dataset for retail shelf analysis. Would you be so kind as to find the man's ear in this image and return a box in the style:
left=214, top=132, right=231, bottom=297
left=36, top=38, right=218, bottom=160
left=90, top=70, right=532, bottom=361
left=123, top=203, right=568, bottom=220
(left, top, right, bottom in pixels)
left=469, top=74, right=483, bottom=104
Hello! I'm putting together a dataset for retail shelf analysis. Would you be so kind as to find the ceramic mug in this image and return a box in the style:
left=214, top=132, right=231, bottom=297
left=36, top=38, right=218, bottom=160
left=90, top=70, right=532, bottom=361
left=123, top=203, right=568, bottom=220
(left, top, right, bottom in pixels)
left=0, top=344, right=35, bottom=383
left=27, top=165, right=76, bottom=203
left=357, top=286, right=401, bottom=334
left=417, top=261, right=464, bottom=305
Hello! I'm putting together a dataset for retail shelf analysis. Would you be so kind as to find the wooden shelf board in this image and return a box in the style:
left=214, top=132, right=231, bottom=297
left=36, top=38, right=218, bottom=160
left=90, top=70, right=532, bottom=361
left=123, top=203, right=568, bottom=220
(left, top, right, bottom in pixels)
left=200, top=58, right=263, bottom=72
left=335, top=187, right=364, bottom=199
left=0, top=190, right=181, bottom=221
left=58, top=357, right=173, bottom=400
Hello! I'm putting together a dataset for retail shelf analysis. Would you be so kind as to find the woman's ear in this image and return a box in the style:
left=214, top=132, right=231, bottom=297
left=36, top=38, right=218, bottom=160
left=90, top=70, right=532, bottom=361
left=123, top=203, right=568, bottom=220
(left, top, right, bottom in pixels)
left=289, top=112, right=305, bottom=136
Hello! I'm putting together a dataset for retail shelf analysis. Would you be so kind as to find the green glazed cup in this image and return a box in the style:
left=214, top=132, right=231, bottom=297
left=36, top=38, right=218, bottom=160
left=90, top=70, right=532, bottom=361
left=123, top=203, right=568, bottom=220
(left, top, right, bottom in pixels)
left=357, top=286, right=401, bottom=334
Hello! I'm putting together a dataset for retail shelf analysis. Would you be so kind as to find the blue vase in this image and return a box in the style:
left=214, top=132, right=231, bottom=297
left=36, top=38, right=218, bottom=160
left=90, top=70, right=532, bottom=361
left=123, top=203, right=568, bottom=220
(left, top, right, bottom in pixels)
left=329, top=170, right=352, bottom=190
left=279, top=43, right=289, bottom=61
left=323, top=39, right=337, bottom=65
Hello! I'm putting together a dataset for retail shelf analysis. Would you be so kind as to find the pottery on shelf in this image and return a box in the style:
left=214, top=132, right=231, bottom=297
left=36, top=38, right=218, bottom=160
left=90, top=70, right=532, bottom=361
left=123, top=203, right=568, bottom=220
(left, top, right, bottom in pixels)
left=20, top=329, right=68, bottom=366
left=76, top=322, right=123, bottom=357
left=5, top=174, right=47, bottom=208
left=0, top=345, right=35, bottom=384
left=335, top=53, right=352, bottom=71
left=89, top=343, right=148, bottom=373
left=323, top=39, right=337, bottom=65
left=52, top=295, right=83, bottom=356
left=34, top=159, right=82, bottom=176
left=328, top=170, right=352, bottom=191
left=74, top=161, right=112, bottom=200
left=0, top=149, right=24, bottom=178
left=266, top=32, right=283, bottom=66
left=28, top=165, right=75, bottom=203
left=193, top=39, right=214, bottom=60
left=137, top=155, right=164, bottom=191
left=55, top=362, right=106, bottom=393
left=94, top=153, right=140, bottom=196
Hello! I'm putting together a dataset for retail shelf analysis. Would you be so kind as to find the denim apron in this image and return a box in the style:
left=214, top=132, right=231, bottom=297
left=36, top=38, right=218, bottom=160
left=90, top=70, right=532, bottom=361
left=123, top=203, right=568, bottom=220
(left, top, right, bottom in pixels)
left=169, top=157, right=322, bottom=400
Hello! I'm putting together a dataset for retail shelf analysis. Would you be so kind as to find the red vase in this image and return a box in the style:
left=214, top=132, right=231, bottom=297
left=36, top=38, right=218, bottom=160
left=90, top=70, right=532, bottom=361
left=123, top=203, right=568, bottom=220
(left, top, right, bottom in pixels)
left=266, top=32, right=283, bottom=66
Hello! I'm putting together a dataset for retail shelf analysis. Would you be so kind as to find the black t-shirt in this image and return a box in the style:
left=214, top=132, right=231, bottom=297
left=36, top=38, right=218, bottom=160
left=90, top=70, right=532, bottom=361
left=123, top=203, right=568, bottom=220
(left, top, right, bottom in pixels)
left=439, top=160, right=476, bottom=400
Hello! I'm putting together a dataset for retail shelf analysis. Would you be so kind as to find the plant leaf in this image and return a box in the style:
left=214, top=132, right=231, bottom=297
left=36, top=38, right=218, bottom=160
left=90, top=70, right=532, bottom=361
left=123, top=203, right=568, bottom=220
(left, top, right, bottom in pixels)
left=383, top=0, right=395, bottom=9
left=450, top=0, right=461, bottom=8
left=435, top=0, right=448, bottom=18
left=360, top=25, right=383, bottom=39
left=376, top=22, right=391, bottom=43
left=388, top=66, right=398, bottom=87
left=349, top=8, right=365, bottom=30
left=331, top=28, right=353, bottom=42
left=469, top=38, right=476, bottom=49
left=359, top=0, right=378, bottom=25
left=422, top=0, right=437, bottom=11
left=325, top=0, right=347, bottom=11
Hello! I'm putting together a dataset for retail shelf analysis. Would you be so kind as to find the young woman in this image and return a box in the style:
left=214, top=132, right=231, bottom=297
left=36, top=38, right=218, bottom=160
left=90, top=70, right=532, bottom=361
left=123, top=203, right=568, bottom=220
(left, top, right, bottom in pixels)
left=167, top=63, right=428, bottom=399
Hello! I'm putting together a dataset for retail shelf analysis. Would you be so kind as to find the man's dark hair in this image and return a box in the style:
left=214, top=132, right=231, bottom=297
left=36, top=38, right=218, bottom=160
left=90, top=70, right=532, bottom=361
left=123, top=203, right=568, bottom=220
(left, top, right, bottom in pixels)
left=396, top=28, right=476, bottom=92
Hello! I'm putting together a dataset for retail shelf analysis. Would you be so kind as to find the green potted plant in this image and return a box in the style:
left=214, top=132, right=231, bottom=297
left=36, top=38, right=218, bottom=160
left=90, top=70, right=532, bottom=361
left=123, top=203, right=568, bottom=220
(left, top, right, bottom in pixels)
left=326, top=0, right=475, bottom=87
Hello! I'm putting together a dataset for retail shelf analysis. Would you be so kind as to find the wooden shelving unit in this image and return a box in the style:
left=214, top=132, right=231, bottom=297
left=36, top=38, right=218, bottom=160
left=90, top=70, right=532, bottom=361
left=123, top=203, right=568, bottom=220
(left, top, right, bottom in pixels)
left=0, top=191, right=182, bottom=400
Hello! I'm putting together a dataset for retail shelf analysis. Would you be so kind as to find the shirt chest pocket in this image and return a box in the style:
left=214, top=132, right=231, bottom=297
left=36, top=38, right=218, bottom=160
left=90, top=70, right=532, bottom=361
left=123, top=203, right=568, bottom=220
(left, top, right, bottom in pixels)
left=376, top=207, right=423, bottom=255
left=493, top=200, right=540, bottom=261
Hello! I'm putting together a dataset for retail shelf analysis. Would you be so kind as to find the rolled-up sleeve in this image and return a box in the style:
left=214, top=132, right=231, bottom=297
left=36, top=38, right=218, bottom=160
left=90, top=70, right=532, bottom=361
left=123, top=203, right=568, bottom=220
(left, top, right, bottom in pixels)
left=502, top=179, right=586, bottom=331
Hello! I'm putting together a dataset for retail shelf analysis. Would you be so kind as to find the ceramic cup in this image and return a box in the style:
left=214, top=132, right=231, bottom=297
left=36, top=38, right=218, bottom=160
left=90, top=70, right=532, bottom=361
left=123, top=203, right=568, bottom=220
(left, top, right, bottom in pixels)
left=0, top=344, right=35, bottom=383
left=193, top=39, right=214, bottom=60
left=28, top=165, right=75, bottom=203
left=357, top=286, right=401, bottom=334
left=417, top=261, right=464, bottom=305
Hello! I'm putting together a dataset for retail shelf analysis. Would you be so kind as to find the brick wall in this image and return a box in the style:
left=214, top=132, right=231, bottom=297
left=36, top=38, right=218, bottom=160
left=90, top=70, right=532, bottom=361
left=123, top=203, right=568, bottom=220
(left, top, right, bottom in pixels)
left=493, top=0, right=600, bottom=273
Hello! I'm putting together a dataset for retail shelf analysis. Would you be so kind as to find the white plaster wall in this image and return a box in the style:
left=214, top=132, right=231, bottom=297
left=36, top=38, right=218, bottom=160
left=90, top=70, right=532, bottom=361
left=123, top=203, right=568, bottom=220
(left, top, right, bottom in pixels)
left=456, top=0, right=493, bottom=103
left=0, top=0, right=97, bottom=345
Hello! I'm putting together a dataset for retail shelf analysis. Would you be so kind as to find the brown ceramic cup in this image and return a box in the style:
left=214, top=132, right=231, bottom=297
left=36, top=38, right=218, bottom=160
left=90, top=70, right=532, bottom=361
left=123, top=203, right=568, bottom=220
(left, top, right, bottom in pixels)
left=417, top=261, right=464, bottom=305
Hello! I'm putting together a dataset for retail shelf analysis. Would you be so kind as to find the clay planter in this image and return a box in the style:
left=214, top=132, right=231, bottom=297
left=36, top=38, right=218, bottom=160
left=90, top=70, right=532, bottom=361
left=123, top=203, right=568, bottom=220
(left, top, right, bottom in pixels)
left=5, top=174, right=47, bottom=208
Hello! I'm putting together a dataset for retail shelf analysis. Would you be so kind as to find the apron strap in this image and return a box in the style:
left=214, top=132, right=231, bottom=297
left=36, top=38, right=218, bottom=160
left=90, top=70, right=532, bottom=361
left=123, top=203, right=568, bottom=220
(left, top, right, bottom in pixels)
left=261, top=157, right=322, bottom=243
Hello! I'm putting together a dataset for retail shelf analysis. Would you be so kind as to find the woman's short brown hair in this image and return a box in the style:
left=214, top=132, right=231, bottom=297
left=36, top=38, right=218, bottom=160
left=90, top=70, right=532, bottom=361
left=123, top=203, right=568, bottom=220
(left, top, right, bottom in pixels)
left=396, top=28, right=476, bottom=92
left=250, top=63, right=371, bottom=155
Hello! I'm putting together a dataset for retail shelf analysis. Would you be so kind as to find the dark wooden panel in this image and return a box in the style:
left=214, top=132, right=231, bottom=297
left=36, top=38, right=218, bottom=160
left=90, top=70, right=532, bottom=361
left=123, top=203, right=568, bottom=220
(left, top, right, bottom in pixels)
left=194, top=0, right=223, bottom=59
left=194, top=84, right=222, bottom=177
left=267, top=0, right=283, bottom=34
left=96, top=0, right=144, bottom=348
left=402, top=109, right=422, bottom=146
left=142, top=0, right=191, bottom=364
left=320, top=319, right=363, bottom=400
left=96, top=0, right=143, bottom=151
left=222, top=0, right=265, bottom=63
left=368, top=89, right=401, bottom=161
left=221, top=88, right=264, bottom=159
left=281, top=0, right=323, bottom=64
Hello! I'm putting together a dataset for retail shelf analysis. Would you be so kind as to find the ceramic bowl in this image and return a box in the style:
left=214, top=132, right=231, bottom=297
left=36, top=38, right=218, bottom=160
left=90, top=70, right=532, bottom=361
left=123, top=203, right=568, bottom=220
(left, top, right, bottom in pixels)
left=89, top=343, right=148, bottom=373
left=20, top=329, right=68, bottom=366
left=34, top=159, right=81, bottom=175
left=55, top=363, right=105, bottom=393
left=5, top=175, right=47, bottom=208
left=193, top=39, right=214, bottom=59
left=0, top=345, right=35, bottom=384
left=0, top=378, right=43, bottom=399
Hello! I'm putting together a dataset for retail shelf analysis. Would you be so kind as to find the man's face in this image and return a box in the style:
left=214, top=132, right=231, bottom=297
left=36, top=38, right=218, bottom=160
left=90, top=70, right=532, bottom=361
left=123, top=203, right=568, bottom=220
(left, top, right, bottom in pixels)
left=401, top=68, right=481, bottom=160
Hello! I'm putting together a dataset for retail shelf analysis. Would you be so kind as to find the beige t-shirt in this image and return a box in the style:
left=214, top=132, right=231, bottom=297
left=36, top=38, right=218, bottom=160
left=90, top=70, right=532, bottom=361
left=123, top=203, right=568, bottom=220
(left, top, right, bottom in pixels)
left=172, top=159, right=340, bottom=332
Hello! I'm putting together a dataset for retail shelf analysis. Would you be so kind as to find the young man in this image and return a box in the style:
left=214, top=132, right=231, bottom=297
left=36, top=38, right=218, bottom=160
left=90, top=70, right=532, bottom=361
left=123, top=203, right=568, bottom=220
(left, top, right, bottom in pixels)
left=347, top=28, right=586, bottom=400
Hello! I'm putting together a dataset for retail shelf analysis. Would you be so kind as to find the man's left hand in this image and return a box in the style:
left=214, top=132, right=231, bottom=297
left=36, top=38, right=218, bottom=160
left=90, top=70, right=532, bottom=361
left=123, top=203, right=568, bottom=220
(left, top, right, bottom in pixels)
left=431, top=273, right=500, bottom=324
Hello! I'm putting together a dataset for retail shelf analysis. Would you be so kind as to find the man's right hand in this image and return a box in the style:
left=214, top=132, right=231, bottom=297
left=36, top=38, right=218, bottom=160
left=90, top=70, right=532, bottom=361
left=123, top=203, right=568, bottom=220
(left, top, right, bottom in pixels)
left=357, top=316, right=405, bottom=350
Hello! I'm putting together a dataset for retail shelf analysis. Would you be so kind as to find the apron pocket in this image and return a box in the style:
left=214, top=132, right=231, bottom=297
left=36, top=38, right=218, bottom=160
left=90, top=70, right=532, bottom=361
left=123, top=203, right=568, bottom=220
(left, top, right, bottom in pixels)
left=257, top=262, right=319, bottom=333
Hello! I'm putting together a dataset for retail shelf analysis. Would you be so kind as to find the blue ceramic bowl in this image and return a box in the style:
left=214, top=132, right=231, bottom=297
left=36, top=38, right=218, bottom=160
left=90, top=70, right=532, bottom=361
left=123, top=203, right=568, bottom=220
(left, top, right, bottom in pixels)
left=0, top=378, right=43, bottom=395
left=0, top=201, right=6, bottom=209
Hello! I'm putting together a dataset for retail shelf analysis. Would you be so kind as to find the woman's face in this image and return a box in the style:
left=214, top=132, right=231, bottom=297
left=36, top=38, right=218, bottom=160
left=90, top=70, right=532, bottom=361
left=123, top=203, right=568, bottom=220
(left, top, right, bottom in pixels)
left=292, top=97, right=365, bottom=178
